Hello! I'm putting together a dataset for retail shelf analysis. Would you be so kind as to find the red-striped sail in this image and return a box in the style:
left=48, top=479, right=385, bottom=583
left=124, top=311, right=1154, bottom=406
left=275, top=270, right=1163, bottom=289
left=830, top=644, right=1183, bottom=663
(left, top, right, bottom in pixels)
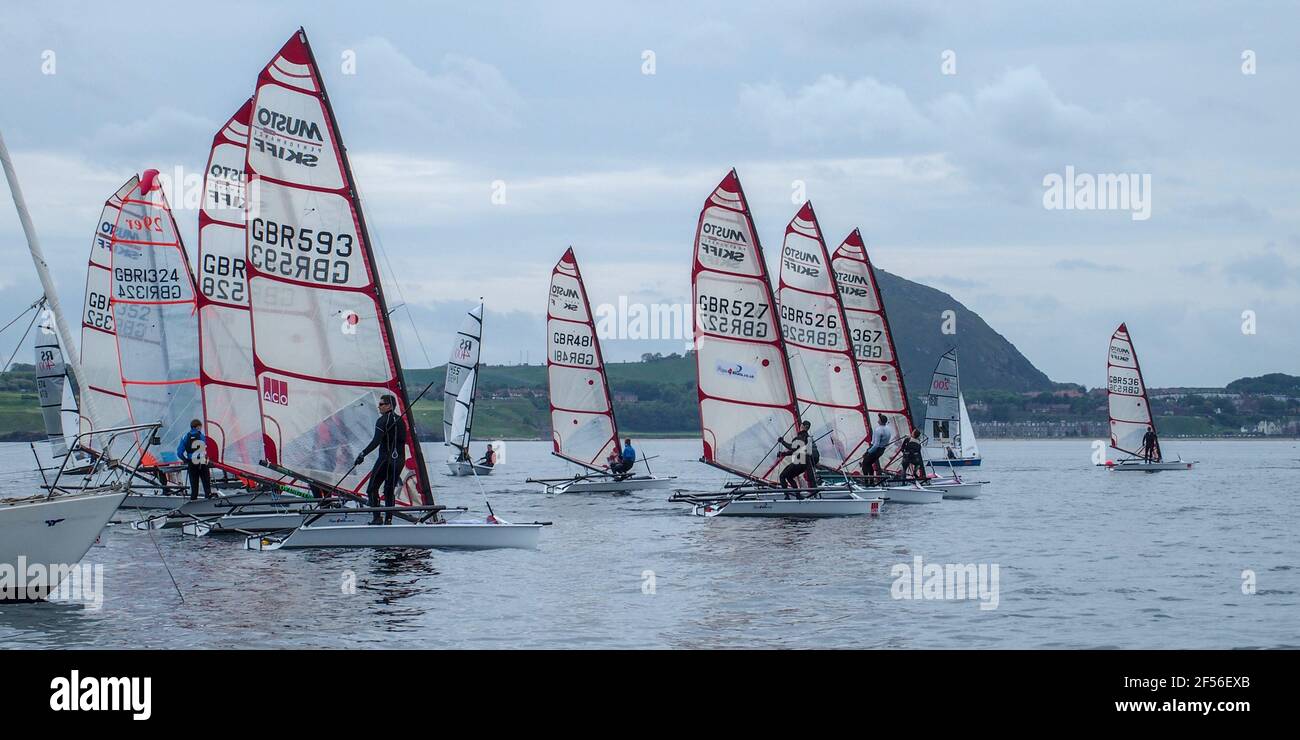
left=692, top=170, right=800, bottom=484
left=79, top=177, right=138, bottom=459
left=547, top=247, right=620, bottom=471
left=1107, top=323, right=1156, bottom=458
left=831, top=229, right=914, bottom=471
left=777, top=203, right=871, bottom=470
left=244, top=29, right=429, bottom=504
left=197, top=100, right=266, bottom=479
left=108, top=170, right=202, bottom=467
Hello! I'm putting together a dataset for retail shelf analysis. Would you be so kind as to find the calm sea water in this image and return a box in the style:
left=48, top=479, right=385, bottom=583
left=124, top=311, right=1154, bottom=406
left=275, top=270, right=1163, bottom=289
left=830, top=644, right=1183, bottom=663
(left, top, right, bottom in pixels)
left=1, top=439, right=1297, bottom=649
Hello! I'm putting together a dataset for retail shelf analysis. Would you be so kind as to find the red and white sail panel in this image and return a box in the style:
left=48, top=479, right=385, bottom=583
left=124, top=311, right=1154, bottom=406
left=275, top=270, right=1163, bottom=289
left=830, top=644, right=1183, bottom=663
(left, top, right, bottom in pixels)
left=109, top=170, right=201, bottom=467
left=692, top=170, right=800, bottom=484
left=776, top=202, right=870, bottom=470
left=245, top=30, right=427, bottom=503
left=547, top=248, right=619, bottom=471
left=831, top=229, right=914, bottom=471
left=198, top=100, right=265, bottom=477
left=78, top=177, right=138, bottom=459
left=1107, top=322, right=1154, bottom=457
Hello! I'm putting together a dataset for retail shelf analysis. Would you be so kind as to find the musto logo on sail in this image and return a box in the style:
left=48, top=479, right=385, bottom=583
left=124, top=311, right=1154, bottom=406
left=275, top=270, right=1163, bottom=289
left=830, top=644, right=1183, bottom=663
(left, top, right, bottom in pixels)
left=253, top=107, right=324, bottom=167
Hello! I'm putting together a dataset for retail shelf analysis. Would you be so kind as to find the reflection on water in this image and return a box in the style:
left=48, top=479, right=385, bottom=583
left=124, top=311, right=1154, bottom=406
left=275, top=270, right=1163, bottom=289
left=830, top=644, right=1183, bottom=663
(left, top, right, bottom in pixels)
left=2, top=439, right=1299, bottom=648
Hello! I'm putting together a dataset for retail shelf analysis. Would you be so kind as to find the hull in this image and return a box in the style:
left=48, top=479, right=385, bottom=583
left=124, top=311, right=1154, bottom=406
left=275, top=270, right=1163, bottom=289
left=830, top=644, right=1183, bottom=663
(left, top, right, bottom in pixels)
left=881, top=486, right=945, bottom=504
left=548, top=476, right=675, bottom=494
left=696, top=494, right=883, bottom=518
left=182, top=510, right=371, bottom=536
left=931, top=457, right=980, bottom=467
left=132, top=491, right=309, bottom=530
left=0, top=490, right=127, bottom=599
left=122, top=492, right=190, bottom=510
left=245, top=518, right=543, bottom=551
left=932, top=481, right=981, bottom=499
left=1109, top=459, right=1195, bottom=472
left=446, top=461, right=495, bottom=476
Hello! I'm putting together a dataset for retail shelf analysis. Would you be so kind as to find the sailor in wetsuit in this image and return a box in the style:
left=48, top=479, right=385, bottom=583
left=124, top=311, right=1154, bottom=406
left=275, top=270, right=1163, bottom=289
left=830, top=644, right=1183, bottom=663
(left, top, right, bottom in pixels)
left=354, top=394, right=406, bottom=525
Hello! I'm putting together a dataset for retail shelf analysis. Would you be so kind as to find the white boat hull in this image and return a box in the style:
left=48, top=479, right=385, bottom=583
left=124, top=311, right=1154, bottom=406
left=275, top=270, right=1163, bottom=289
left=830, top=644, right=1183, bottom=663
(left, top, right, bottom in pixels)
left=933, top=481, right=981, bottom=499
left=1109, top=459, right=1195, bottom=472
left=695, top=494, right=884, bottom=518
left=446, top=461, right=495, bottom=476
left=0, top=490, right=127, bottom=599
left=122, top=492, right=190, bottom=510
left=245, top=517, right=543, bottom=550
left=881, top=486, right=945, bottom=504
left=548, top=475, right=675, bottom=494
left=182, top=510, right=371, bottom=536
left=132, top=491, right=309, bottom=530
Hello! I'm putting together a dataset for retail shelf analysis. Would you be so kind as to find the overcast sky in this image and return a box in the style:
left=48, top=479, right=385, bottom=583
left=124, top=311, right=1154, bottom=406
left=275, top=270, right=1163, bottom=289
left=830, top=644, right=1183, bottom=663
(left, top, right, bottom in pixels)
left=1, top=1, right=1296, bottom=387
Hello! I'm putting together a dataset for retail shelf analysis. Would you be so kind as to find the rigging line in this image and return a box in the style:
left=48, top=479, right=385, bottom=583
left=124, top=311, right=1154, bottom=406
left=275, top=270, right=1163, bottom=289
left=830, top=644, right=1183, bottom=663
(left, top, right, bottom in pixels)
left=0, top=297, right=41, bottom=336
left=1, top=306, right=40, bottom=373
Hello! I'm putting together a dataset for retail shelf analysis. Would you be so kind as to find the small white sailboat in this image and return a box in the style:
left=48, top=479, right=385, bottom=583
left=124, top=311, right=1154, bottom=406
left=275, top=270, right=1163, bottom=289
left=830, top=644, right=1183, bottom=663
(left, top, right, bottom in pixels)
left=924, top=349, right=981, bottom=467
left=668, top=171, right=882, bottom=517
left=1, top=128, right=129, bottom=599
left=531, top=247, right=674, bottom=494
left=443, top=303, right=494, bottom=476
left=1105, top=323, right=1194, bottom=471
left=237, top=29, right=541, bottom=550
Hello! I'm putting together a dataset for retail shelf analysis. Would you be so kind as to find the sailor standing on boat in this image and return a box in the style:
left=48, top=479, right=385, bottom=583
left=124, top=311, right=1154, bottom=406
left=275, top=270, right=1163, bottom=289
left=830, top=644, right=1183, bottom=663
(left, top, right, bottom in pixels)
left=177, top=419, right=213, bottom=500
left=861, top=414, right=894, bottom=479
left=777, top=421, right=817, bottom=493
left=1141, top=426, right=1161, bottom=463
left=355, top=394, right=406, bottom=525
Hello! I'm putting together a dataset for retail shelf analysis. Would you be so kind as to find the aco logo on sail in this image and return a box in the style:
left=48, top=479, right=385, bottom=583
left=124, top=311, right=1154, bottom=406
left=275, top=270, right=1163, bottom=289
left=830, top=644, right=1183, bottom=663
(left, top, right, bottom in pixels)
left=263, top=377, right=289, bottom=405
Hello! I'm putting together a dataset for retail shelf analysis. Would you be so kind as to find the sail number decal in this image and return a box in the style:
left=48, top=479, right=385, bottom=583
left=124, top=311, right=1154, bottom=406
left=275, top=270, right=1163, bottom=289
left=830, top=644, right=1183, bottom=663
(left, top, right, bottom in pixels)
left=113, top=268, right=185, bottom=301
left=851, top=327, right=884, bottom=360
left=551, top=329, right=595, bottom=366
left=779, top=305, right=839, bottom=348
left=696, top=294, right=770, bottom=338
left=200, top=254, right=247, bottom=303
left=1108, top=374, right=1141, bottom=395
left=85, top=291, right=113, bottom=331
left=249, top=218, right=354, bottom=284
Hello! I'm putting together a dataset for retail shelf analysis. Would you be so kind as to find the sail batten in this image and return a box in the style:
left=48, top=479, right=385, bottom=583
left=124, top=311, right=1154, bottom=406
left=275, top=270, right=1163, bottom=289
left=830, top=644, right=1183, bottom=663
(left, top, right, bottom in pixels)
left=777, top=202, right=871, bottom=471
left=692, top=170, right=800, bottom=485
left=1107, top=322, right=1154, bottom=457
left=245, top=29, right=428, bottom=503
left=547, top=248, right=620, bottom=471
left=830, top=229, right=914, bottom=471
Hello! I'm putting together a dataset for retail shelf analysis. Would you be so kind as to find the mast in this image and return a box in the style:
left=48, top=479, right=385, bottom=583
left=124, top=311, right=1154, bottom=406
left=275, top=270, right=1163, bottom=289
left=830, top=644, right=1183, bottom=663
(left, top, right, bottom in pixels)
left=0, top=129, right=94, bottom=422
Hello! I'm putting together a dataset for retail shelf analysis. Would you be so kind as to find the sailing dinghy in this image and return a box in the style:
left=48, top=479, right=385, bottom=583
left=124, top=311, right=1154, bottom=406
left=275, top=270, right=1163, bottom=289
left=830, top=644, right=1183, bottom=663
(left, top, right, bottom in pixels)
left=530, top=248, right=674, bottom=494
left=239, top=29, right=541, bottom=550
left=1105, top=323, right=1194, bottom=471
left=924, top=349, right=981, bottom=470
left=443, top=303, right=494, bottom=476
left=667, top=171, right=882, bottom=517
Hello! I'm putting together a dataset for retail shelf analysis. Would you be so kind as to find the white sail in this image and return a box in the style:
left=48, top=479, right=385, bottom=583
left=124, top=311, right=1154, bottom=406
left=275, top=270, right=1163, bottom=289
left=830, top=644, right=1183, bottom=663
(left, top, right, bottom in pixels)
left=830, top=229, right=915, bottom=471
left=958, top=392, right=979, bottom=459
left=34, top=330, right=72, bottom=458
left=547, top=248, right=620, bottom=471
left=924, top=348, right=960, bottom=454
left=1107, top=322, right=1154, bottom=457
left=108, top=170, right=202, bottom=467
left=245, top=29, right=429, bottom=504
left=78, top=177, right=139, bottom=460
left=198, top=99, right=266, bottom=479
left=692, top=170, right=800, bottom=485
left=443, top=303, right=482, bottom=454
left=776, top=202, right=870, bottom=470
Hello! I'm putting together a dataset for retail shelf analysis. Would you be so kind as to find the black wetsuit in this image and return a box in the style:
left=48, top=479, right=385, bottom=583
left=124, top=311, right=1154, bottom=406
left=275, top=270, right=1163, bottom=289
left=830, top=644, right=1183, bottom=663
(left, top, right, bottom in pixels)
left=778, top=432, right=818, bottom=490
left=1141, top=431, right=1159, bottom=463
left=901, top=436, right=926, bottom=481
left=359, top=411, right=406, bottom=521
